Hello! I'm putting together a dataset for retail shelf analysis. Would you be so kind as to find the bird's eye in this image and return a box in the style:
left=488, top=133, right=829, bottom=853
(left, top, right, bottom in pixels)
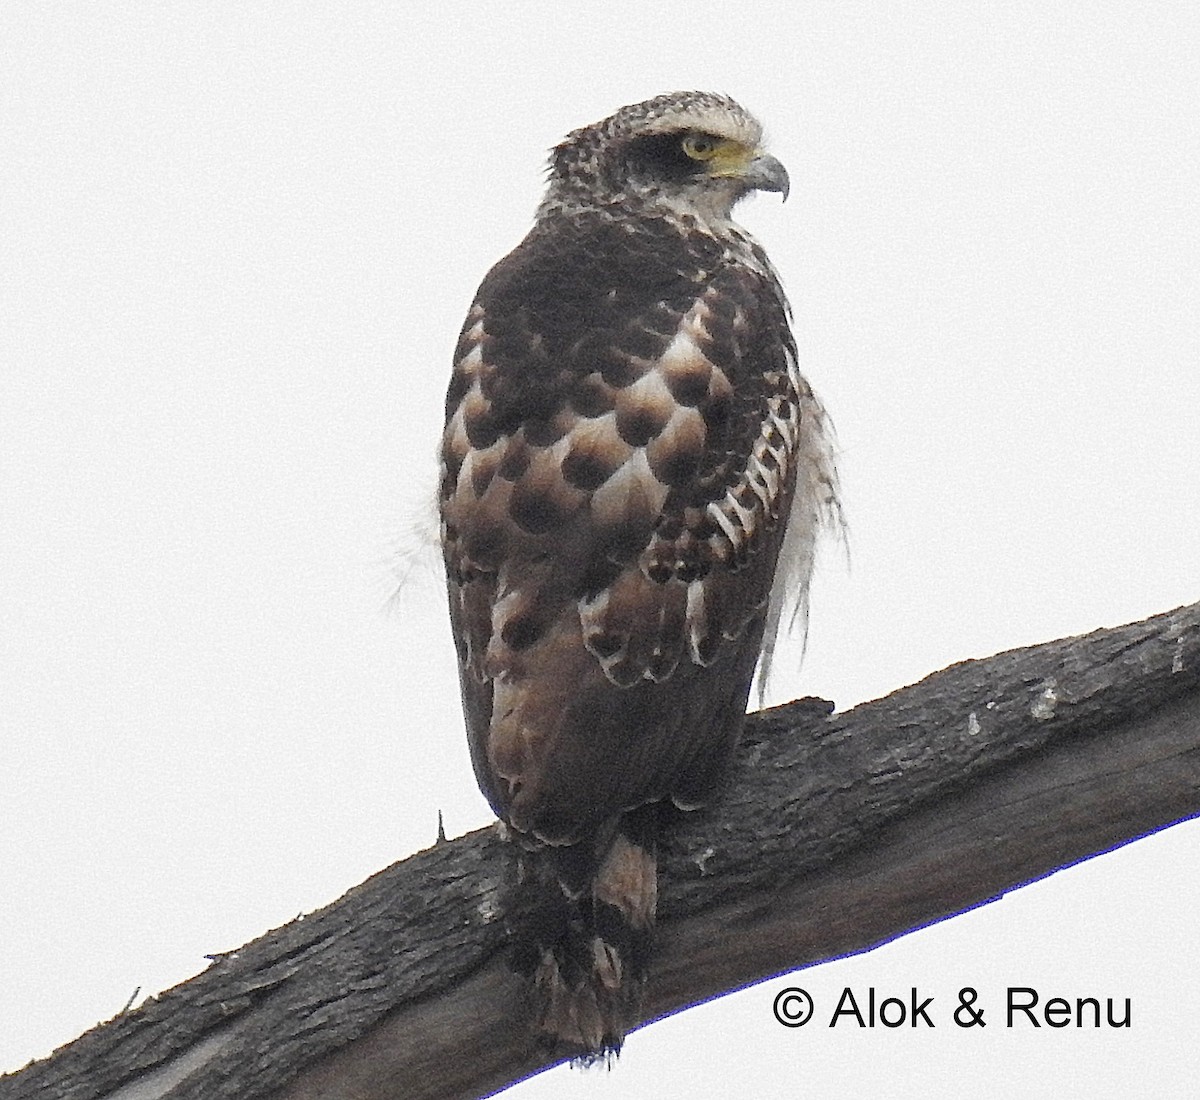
left=681, top=134, right=719, bottom=161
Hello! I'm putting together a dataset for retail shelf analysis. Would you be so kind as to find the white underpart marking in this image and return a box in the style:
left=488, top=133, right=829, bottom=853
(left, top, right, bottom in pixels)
left=444, top=404, right=470, bottom=466
left=455, top=447, right=478, bottom=493
left=578, top=585, right=609, bottom=626
left=590, top=447, right=668, bottom=526
left=685, top=580, right=712, bottom=665
left=486, top=580, right=526, bottom=669
left=457, top=437, right=503, bottom=499
left=458, top=341, right=484, bottom=374
left=744, top=460, right=773, bottom=511
left=724, top=490, right=756, bottom=534
left=655, top=405, right=705, bottom=452
left=759, top=462, right=781, bottom=506
left=706, top=501, right=741, bottom=546
left=553, top=409, right=621, bottom=463
left=577, top=586, right=635, bottom=683
left=657, top=333, right=698, bottom=373
left=658, top=307, right=712, bottom=372
left=621, top=362, right=677, bottom=405
left=644, top=603, right=676, bottom=683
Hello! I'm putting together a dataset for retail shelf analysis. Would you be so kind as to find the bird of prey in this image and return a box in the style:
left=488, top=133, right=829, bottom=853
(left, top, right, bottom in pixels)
left=438, top=91, right=839, bottom=1058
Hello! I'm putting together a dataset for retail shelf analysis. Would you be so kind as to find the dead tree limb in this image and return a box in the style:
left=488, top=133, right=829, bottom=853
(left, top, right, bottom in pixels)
left=5, top=600, right=1199, bottom=1100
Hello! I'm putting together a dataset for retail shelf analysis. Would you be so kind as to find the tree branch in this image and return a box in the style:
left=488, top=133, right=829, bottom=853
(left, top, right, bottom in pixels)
left=6, top=601, right=1199, bottom=1100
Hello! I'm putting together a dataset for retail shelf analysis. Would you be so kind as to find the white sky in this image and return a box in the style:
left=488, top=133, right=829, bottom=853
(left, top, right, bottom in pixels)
left=2, top=3, right=1198, bottom=1096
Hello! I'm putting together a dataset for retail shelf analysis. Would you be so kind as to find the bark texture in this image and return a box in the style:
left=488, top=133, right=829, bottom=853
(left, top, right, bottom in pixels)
left=5, top=600, right=1198, bottom=1100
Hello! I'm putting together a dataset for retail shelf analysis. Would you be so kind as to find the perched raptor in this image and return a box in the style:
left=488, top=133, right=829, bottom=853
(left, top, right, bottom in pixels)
left=438, top=91, right=839, bottom=1057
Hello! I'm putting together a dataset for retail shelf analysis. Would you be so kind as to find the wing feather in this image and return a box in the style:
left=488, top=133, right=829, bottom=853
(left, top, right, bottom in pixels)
left=440, top=214, right=833, bottom=841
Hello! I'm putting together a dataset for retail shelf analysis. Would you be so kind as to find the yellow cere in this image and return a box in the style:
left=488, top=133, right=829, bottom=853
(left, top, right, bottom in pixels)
left=681, top=133, right=756, bottom=178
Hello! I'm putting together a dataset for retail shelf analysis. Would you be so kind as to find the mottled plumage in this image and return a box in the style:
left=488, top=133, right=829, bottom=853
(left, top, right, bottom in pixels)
left=439, top=91, right=838, bottom=1057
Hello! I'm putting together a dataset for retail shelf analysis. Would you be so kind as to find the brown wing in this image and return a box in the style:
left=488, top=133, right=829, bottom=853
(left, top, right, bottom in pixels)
left=439, top=214, right=805, bottom=843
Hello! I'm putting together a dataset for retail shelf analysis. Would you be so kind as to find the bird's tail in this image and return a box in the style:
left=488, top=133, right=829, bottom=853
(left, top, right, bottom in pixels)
left=506, top=807, right=660, bottom=1061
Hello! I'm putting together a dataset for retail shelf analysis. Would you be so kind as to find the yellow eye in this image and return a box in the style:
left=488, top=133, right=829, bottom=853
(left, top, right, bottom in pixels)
left=681, top=133, right=719, bottom=161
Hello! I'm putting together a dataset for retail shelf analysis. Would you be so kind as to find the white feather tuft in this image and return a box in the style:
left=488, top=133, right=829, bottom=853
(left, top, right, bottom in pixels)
left=379, top=487, right=444, bottom=619
left=753, top=386, right=845, bottom=705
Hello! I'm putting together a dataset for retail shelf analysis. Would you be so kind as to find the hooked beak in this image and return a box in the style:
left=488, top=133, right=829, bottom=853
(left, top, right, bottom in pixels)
left=743, top=153, right=790, bottom=201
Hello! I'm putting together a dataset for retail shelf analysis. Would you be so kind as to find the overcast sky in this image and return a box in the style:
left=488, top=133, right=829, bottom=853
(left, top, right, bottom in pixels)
left=3, top=3, right=1198, bottom=1096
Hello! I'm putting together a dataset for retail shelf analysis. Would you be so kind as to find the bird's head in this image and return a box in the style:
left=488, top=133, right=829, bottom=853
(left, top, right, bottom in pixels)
left=540, top=91, right=789, bottom=227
